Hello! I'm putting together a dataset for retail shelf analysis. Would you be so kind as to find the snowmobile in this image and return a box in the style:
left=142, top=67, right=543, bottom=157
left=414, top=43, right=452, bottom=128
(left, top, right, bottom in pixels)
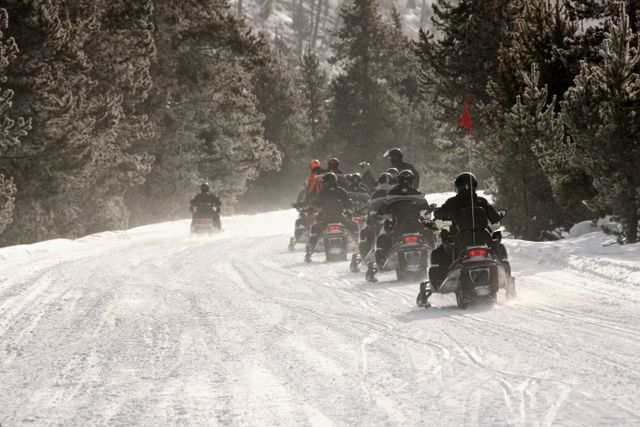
left=190, top=203, right=221, bottom=236
left=416, top=209, right=516, bottom=308
left=321, top=222, right=349, bottom=262
left=365, top=219, right=436, bottom=282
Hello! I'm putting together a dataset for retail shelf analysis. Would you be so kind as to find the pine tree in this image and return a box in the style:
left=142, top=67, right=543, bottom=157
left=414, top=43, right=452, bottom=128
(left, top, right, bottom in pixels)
left=128, top=0, right=283, bottom=224
left=0, top=8, right=28, bottom=234
left=0, top=0, right=132, bottom=244
left=491, top=0, right=579, bottom=110
left=299, top=46, right=328, bottom=140
left=481, top=65, right=566, bottom=240
left=62, top=0, right=156, bottom=233
left=415, top=0, right=513, bottom=131
left=325, top=0, right=412, bottom=167
left=563, top=4, right=640, bottom=243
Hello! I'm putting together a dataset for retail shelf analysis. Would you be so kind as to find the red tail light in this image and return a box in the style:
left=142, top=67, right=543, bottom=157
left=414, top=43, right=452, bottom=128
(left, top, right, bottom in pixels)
left=328, top=224, right=344, bottom=232
left=467, top=247, right=489, bottom=257
left=402, top=234, right=420, bottom=243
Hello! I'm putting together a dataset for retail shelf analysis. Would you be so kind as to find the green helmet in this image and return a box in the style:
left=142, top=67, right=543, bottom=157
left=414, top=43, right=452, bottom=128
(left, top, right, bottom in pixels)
left=357, top=161, right=372, bottom=173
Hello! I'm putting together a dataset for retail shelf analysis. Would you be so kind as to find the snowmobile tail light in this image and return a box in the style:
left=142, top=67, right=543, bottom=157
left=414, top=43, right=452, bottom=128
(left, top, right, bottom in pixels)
left=467, top=247, right=489, bottom=257
left=402, top=234, right=420, bottom=243
left=328, top=224, right=344, bottom=232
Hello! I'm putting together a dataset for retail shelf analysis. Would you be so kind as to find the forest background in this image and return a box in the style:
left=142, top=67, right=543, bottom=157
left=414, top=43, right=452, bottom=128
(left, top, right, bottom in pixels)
left=0, top=0, right=638, bottom=246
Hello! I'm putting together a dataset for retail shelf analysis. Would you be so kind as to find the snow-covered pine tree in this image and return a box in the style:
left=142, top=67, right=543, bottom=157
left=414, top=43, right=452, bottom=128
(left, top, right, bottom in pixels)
left=481, top=65, right=565, bottom=240
left=0, top=8, right=28, bottom=234
left=415, top=0, right=513, bottom=131
left=128, top=0, right=282, bottom=224
left=63, top=0, right=155, bottom=233
left=0, top=0, right=131, bottom=245
left=299, top=46, right=328, bottom=140
left=492, top=0, right=579, bottom=110
left=563, top=4, right=640, bottom=243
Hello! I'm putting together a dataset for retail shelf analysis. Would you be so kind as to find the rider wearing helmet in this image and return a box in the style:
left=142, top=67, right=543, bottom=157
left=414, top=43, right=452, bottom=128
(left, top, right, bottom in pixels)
left=298, top=159, right=324, bottom=204
left=358, top=172, right=395, bottom=263
left=372, top=170, right=434, bottom=273
left=305, top=172, right=357, bottom=262
left=429, top=172, right=510, bottom=289
left=291, top=160, right=325, bottom=248
left=347, top=172, right=370, bottom=194
left=383, top=148, right=420, bottom=189
left=189, top=182, right=222, bottom=228
left=357, top=162, right=376, bottom=190
left=385, top=167, right=400, bottom=184
left=326, top=158, right=343, bottom=174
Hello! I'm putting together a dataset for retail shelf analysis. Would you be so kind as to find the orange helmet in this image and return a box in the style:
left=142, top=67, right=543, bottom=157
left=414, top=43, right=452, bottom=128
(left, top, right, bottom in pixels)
left=309, top=159, right=321, bottom=170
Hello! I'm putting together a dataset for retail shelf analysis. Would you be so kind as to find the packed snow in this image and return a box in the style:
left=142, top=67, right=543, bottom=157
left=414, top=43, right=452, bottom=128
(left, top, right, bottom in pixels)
left=1, top=195, right=639, bottom=426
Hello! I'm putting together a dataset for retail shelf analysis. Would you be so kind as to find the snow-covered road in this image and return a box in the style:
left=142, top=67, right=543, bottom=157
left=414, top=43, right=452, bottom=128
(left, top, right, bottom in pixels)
left=1, top=201, right=640, bottom=426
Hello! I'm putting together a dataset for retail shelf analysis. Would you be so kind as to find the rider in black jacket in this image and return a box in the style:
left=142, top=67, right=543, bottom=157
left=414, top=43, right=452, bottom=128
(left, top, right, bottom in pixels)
left=383, top=148, right=420, bottom=189
left=190, top=183, right=221, bottom=228
left=429, top=172, right=510, bottom=289
left=305, top=172, right=357, bottom=262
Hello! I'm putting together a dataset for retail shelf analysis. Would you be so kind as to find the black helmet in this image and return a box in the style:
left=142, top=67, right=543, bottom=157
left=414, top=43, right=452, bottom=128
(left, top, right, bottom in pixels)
left=328, top=157, right=340, bottom=170
left=323, top=172, right=337, bottom=187
left=350, top=172, right=362, bottom=184
left=454, top=172, right=478, bottom=192
left=200, top=182, right=210, bottom=193
left=398, top=169, right=415, bottom=187
left=386, top=167, right=399, bottom=180
left=377, top=172, right=393, bottom=186
left=383, top=148, right=403, bottom=161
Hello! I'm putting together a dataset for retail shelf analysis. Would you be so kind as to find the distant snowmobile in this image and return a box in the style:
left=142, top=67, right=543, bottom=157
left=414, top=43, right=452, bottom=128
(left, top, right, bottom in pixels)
left=190, top=203, right=221, bottom=236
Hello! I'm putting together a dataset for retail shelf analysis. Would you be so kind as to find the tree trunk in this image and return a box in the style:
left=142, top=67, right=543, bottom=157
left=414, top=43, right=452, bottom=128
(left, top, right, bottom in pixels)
left=311, top=0, right=323, bottom=50
left=627, top=200, right=639, bottom=244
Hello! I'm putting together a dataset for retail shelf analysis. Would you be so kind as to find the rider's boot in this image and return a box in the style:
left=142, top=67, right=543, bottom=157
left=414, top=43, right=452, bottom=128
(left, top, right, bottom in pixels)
left=350, top=253, right=360, bottom=272
left=365, top=262, right=377, bottom=282
left=416, top=281, right=432, bottom=307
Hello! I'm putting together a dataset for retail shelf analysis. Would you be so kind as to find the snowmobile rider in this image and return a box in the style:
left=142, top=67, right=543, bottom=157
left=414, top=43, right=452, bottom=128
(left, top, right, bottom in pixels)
left=428, top=172, right=511, bottom=289
left=347, top=173, right=370, bottom=194
left=359, top=172, right=394, bottom=262
left=291, top=160, right=325, bottom=246
left=326, top=157, right=343, bottom=174
left=190, top=182, right=222, bottom=229
left=326, top=157, right=348, bottom=188
left=305, top=172, right=358, bottom=262
left=386, top=167, right=400, bottom=184
left=357, top=161, right=376, bottom=190
left=383, top=148, right=420, bottom=189
left=371, top=170, right=435, bottom=275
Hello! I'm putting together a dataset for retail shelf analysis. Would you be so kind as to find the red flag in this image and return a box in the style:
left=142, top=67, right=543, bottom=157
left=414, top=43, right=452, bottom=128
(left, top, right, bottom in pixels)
left=458, top=97, right=472, bottom=135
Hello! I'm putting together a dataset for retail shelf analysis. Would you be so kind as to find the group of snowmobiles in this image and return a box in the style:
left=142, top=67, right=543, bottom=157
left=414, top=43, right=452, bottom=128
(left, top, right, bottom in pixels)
left=289, top=149, right=516, bottom=309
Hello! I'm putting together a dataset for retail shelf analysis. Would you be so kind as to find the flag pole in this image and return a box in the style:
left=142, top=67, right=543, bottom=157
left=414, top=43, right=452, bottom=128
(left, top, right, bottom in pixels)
left=459, top=97, right=476, bottom=245
left=468, top=134, right=476, bottom=244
